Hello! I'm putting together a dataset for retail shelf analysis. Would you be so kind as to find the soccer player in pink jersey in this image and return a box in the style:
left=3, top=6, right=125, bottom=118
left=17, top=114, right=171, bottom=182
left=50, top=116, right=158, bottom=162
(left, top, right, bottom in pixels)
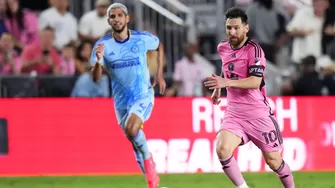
left=204, top=7, right=295, bottom=188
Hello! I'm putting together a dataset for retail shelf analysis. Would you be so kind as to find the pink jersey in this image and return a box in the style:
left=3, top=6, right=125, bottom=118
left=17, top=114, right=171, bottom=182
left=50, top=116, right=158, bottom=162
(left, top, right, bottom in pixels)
left=217, top=38, right=272, bottom=120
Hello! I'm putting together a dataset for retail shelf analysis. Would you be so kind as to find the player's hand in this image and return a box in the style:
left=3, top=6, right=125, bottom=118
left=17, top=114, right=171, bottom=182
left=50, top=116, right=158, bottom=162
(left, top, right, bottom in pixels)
left=211, top=89, right=221, bottom=105
left=204, top=74, right=228, bottom=90
left=95, top=43, right=104, bottom=60
left=152, top=76, right=166, bottom=95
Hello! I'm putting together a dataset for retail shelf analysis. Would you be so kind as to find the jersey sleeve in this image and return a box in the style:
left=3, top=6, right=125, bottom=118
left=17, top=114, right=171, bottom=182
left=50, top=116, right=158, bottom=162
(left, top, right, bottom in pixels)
left=90, top=41, right=105, bottom=67
left=247, top=43, right=266, bottom=77
left=141, top=32, right=160, bottom=51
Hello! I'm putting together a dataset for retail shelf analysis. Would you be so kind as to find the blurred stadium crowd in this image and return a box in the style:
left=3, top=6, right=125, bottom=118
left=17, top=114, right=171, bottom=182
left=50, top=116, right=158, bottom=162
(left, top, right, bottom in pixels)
left=0, top=0, right=334, bottom=97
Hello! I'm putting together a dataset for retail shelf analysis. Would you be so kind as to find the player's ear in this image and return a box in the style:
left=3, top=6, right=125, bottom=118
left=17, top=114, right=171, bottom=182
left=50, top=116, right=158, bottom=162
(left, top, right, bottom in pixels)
left=245, top=24, right=249, bottom=33
left=126, top=15, right=130, bottom=24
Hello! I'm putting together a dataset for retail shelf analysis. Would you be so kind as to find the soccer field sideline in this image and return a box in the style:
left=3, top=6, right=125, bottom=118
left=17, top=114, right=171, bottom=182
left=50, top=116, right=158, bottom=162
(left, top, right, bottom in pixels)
left=0, top=172, right=334, bottom=188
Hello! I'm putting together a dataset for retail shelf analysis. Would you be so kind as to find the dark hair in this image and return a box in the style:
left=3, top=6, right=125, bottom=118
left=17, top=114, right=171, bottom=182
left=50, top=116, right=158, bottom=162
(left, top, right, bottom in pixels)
left=5, top=1, right=24, bottom=30
left=225, top=7, right=248, bottom=24
left=255, top=0, right=273, bottom=9
left=43, top=25, right=54, bottom=32
left=76, top=40, right=93, bottom=61
left=63, top=43, right=75, bottom=49
left=301, top=55, right=316, bottom=66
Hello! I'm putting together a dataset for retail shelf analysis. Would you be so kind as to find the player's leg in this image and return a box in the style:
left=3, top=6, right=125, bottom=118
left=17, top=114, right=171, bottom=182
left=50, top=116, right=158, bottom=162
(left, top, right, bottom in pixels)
left=125, top=114, right=151, bottom=160
left=216, top=119, right=250, bottom=188
left=246, top=116, right=295, bottom=188
left=129, top=138, right=145, bottom=173
left=125, top=96, right=158, bottom=187
left=117, top=110, right=146, bottom=174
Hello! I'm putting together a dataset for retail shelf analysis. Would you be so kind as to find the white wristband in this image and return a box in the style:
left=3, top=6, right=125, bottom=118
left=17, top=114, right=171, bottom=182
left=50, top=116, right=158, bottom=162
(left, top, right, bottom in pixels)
left=97, top=59, right=102, bottom=65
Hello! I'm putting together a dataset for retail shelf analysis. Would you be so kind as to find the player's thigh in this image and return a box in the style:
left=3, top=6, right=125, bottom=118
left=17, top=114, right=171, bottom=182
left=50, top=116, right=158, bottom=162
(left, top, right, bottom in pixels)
left=115, top=109, right=128, bottom=129
left=216, top=119, right=248, bottom=158
left=125, top=96, right=154, bottom=136
left=128, top=95, right=154, bottom=123
left=245, top=115, right=283, bottom=153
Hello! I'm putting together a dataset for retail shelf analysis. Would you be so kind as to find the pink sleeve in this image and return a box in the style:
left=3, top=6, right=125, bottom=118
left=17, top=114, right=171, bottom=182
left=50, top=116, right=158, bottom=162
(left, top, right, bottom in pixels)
left=24, top=11, right=40, bottom=43
left=52, top=51, right=61, bottom=67
left=14, top=57, right=22, bottom=73
left=173, top=61, right=182, bottom=81
left=21, top=46, right=34, bottom=61
left=247, top=42, right=266, bottom=77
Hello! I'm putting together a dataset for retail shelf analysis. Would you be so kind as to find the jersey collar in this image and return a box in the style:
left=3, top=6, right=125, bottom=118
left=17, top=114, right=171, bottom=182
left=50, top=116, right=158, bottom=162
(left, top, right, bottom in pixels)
left=113, top=29, right=132, bottom=44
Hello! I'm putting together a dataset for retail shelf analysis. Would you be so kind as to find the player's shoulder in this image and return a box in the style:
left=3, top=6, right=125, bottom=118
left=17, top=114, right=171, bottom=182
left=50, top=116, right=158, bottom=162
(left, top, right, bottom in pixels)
left=217, top=40, right=229, bottom=49
left=96, top=33, right=113, bottom=44
left=131, top=30, right=153, bottom=36
left=244, top=39, right=263, bottom=58
left=218, top=40, right=229, bottom=46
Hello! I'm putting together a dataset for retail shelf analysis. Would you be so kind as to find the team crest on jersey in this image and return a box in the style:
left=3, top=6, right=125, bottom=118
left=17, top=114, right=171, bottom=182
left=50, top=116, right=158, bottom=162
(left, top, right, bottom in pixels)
left=228, top=62, right=234, bottom=72
left=131, top=45, right=139, bottom=53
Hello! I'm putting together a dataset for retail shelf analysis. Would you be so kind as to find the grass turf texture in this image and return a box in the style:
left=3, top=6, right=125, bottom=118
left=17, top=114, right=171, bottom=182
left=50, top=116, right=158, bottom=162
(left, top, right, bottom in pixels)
left=0, top=172, right=334, bottom=188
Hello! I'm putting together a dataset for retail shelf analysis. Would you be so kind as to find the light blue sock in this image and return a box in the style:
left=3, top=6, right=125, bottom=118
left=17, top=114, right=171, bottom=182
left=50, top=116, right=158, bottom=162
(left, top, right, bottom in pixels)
left=131, top=142, right=145, bottom=173
left=130, top=130, right=151, bottom=160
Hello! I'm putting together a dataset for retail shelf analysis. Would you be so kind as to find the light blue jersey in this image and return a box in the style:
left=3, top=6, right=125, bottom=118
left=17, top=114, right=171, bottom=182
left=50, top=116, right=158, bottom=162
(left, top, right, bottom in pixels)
left=91, top=30, right=159, bottom=126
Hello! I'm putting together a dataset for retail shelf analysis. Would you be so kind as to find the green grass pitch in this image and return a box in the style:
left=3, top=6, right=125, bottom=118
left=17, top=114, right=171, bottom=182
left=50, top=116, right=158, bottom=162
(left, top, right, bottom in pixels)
left=0, top=172, right=334, bottom=188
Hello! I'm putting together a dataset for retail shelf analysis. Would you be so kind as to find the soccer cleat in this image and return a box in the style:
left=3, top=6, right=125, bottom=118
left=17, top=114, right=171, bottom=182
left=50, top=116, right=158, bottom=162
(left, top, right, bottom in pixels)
left=148, top=174, right=160, bottom=188
left=144, top=153, right=160, bottom=188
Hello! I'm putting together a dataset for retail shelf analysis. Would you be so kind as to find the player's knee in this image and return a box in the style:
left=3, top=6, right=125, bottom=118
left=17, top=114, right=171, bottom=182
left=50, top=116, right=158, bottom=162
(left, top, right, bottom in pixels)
left=125, top=123, right=140, bottom=138
left=216, top=143, right=233, bottom=159
left=264, top=153, right=282, bottom=171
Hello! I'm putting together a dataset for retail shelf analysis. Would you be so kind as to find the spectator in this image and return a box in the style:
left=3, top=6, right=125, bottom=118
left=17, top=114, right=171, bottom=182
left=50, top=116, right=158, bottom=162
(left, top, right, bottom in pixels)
left=246, top=0, right=287, bottom=64
left=4, top=0, right=39, bottom=53
left=193, top=41, right=216, bottom=77
left=286, top=0, right=329, bottom=64
left=78, top=0, right=111, bottom=44
left=292, top=55, right=323, bottom=96
left=20, top=26, right=60, bottom=75
left=0, top=33, right=20, bottom=74
left=39, top=0, right=77, bottom=51
left=0, top=0, right=7, bottom=36
left=165, top=43, right=205, bottom=97
left=322, top=0, right=335, bottom=54
left=60, top=43, right=75, bottom=75
left=75, top=41, right=92, bottom=75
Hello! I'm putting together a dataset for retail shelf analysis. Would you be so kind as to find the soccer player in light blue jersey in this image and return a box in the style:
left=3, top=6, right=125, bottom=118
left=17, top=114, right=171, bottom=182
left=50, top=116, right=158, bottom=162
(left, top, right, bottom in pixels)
left=91, top=3, right=166, bottom=188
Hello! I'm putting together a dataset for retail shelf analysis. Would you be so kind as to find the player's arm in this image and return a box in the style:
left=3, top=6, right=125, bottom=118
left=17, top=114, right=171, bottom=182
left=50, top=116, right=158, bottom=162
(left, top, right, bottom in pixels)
left=143, top=31, right=166, bottom=94
left=155, top=42, right=164, bottom=79
left=91, top=43, right=105, bottom=82
left=91, top=62, right=103, bottom=82
left=226, top=46, right=265, bottom=89
left=226, top=75, right=262, bottom=89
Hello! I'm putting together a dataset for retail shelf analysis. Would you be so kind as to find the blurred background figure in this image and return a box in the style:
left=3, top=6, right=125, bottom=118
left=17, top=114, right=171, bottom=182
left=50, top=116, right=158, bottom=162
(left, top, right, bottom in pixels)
left=20, top=26, right=60, bottom=75
left=0, top=33, right=20, bottom=74
left=292, top=55, right=323, bottom=96
left=286, top=0, right=329, bottom=64
left=0, top=0, right=333, bottom=97
left=60, top=43, right=76, bottom=75
left=78, top=0, right=111, bottom=44
left=4, top=0, right=39, bottom=54
left=165, top=43, right=205, bottom=97
left=246, top=0, right=287, bottom=65
left=75, top=40, right=93, bottom=75
left=0, top=0, right=7, bottom=37
left=38, top=0, right=77, bottom=51
left=71, top=71, right=109, bottom=97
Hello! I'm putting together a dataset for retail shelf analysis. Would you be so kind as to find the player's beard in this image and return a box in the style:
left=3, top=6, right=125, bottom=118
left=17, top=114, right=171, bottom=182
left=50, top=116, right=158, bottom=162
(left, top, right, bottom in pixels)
left=112, top=24, right=127, bottom=33
left=229, top=36, right=244, bottom=48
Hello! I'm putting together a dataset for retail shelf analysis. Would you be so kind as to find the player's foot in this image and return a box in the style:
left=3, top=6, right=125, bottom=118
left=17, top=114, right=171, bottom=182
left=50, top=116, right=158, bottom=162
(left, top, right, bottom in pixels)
left=144, top=153, right=159, bottom=187
left=148, top=174, right=160, bottom=188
